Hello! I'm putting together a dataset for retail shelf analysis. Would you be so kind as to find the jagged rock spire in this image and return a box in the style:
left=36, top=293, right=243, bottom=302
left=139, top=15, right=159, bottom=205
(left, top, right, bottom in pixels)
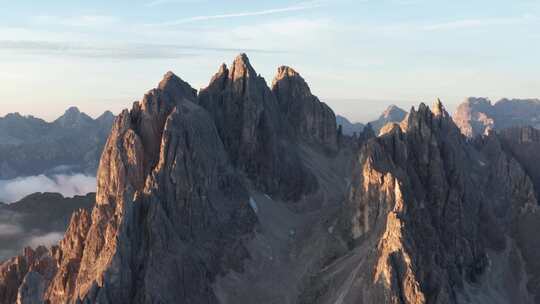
left=199, top=53, right=317, bottom=201
left=432, top=97, right=447, bottom=117
left=32, top=69, right=257, bottom=303
left=271, top=64, right=337, bottom=149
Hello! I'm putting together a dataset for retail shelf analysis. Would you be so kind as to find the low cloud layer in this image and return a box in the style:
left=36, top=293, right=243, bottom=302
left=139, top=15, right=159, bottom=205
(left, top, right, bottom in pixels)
left=0, top=223, right=23, bottom=236
left=0, top=174, right=96, bottom=203
left=25, top=232, right=64, bottom=248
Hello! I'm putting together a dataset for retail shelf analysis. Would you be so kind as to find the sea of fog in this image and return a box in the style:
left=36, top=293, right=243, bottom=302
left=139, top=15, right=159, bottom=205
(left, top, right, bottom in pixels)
left=0, top=173, right=96, bottom=203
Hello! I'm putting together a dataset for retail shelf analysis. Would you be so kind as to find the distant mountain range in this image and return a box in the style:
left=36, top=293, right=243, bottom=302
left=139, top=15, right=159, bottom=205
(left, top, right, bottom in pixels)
left=336, top=104, right=407, bottom=136
left=0, top=192, right=94, bottom=261
left=453, top=97, right=540, bottom=137
left=2, top=53, right=540, bottom=304
left=3, top=54, right=540, bottom=304
left=0, top=107, right=114, bottom=179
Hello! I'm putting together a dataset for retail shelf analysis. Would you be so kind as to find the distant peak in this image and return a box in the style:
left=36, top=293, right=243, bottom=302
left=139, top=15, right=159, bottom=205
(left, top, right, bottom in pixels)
left=65, top=106, right=81, bottom=115
left=466, top=97, right=492, bottom=105
left=382, top=105, right=406, bottom=117
left=97, top=110, right=115, bottom=122
left=5, top=112, right=23, bottom=119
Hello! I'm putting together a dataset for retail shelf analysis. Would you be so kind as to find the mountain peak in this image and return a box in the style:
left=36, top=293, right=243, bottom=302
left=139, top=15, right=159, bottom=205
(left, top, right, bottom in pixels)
left=276, top=65, right=300, bottom=78
left=230, top=53, right=256, bottom=80
left=54, top=106, right=92, bottom=127
left=218, top=63, right=228, bottom=74
left=369, top=105, right=407, bottom=134
left=64, top=106, right=81, bottom=115
left=158, top=71, right=180, bottom=89
left=234, top=53, right=250, bottom=65
left=432, top=98, right=447, bottom=117
left=157, top=70, right=197, bottom=103
left=271, top=65, right=311, bottom=95
left=381, top=104, right=406, bottom=118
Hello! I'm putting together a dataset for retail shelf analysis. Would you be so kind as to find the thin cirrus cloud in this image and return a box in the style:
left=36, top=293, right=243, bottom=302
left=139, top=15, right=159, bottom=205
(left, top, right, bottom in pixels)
left=0, top=40, right=281, bottom=59
left=32, top=15, right=118, bottom=28
left=148, top=0, right=326, bottom=26
left=423, top=15, right=536, bottom=31
left=145, top=0, right=206, bottom=7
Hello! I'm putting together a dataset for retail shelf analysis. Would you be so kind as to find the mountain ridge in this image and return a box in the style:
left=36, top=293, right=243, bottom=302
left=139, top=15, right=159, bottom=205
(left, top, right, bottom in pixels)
left=0, top=107, right=115, bottom=179
left=2, top=55, right=540, bottom=304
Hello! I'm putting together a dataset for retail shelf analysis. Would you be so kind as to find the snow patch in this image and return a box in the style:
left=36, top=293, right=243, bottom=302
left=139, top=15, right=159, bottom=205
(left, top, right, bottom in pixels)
left=249, top=197, right=258, bottom=214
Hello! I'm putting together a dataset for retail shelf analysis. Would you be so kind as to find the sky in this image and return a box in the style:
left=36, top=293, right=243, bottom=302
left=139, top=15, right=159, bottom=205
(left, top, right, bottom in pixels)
left=0, top=0, right=539, bottom=122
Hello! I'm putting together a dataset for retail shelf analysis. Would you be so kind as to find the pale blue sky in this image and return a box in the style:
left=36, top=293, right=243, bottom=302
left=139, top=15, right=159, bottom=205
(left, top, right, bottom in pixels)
left=0, top=0, right=539, bottom=122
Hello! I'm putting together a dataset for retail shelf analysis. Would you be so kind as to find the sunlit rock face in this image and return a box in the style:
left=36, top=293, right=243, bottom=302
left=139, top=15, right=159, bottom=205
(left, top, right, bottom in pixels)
left=0, top=69, right=256, bottom=304
left=301, top=100, right=540, bottom=304
left=4, top=55, right=540, bottom=304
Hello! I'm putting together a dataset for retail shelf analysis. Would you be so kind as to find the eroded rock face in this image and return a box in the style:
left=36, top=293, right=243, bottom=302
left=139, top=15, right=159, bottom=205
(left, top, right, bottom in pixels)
left=0, top=70, right=257, bottom=304
left=301, top=100, right=540, bottom=304
left=0, top=247, right=56, bottom=304
left=4, top=56, right=540, bottom=304
left=271, top=66, right=337, bottom=149
left=198, top=54, right=318, bottom=201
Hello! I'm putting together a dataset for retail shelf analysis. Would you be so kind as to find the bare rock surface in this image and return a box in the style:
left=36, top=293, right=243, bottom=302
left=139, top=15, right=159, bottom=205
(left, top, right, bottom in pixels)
left=301, top=100, right=540, bottom=304
left=198, top=54, right=318, bottom=201
left=271, top=66, right=337, bottom=149
left=454, top=97, right=540, bottom=137
left=3, top=55, right=540, bottom=304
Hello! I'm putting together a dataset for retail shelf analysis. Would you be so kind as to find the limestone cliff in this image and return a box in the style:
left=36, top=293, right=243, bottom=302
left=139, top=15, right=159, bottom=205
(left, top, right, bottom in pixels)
left=3, top=56, right=540, bottom=304
left=198, top=54, right=318, bottom=201
left=301, top=100, right=540, bottom=304
left=271, top=66, right=337, bottom=149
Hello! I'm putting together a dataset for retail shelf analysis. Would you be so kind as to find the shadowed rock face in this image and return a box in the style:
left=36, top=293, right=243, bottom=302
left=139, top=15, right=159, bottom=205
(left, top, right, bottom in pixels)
left=497, top=126, right=540, bottom=202
left=301, top=100, right=540, bottom=304
left=0, top=69, right=258, bottom=304
left=0, top=192, right=94, bottom=262
left=3, top=55, right=540, bottom=304
left=454, top=97, right=540, bottom=137
left=198, top=54, right=318, bottom=201
left=336, top=115, right=365, bottom=136
left=271, top=66, right=337, bottom=149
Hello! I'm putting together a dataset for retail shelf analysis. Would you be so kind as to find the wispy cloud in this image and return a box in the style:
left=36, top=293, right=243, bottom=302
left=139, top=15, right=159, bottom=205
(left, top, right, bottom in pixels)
left=32, top=15, right=118, bottom=28
left=0, top=174, right=96, bottom=203
left=148, top=1, right=325, bottom=26
left=423, top=15, right=536, bottom=31
left=0, top=40, right=282, bottom=59
left=145, top=0, right=205, bottom=7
